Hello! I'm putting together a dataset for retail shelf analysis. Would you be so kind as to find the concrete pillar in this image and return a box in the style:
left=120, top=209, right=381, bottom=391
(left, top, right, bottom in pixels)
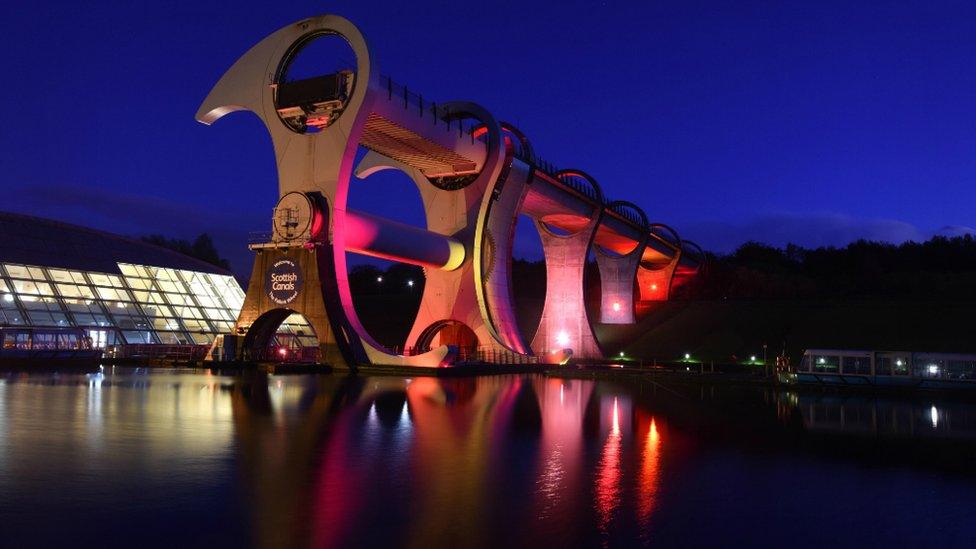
left=595, top=201, right=649, bottom=324
left=636, top=259, right=678, bottom=302
left=596, top=248, right=644, bottom=324
left=530, top=216, right=603, bottom=360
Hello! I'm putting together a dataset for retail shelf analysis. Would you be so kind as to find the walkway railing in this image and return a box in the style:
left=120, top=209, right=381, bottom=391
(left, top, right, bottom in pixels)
left=398, top=345, right=540, bottom=365
left=379, top=74, right=482, bottom=144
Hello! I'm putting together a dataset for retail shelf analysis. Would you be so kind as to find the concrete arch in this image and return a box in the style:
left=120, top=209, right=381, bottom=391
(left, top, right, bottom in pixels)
left=499, top=121, right=534, bottom=161
left=241, top=308, right=296, bottom=361
left=680, top=240, right=705, bottom=266
left=553, top=169, right=604, bottom=206
left=605, top=200, right=649, bottom=232
left=649, top=222, right=682, bottom=250
left=414, top=319, right=479, bottom=357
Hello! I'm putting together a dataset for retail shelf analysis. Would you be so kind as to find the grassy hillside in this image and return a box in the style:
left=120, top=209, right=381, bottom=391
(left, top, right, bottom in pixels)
left=350, top=286, right=976, bottom=366
left=596, top=299, right=976, bottom=364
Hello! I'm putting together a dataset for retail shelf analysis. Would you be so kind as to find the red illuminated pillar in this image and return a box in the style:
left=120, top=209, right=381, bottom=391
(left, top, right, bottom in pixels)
left=636, top=259, right=678, bottom=302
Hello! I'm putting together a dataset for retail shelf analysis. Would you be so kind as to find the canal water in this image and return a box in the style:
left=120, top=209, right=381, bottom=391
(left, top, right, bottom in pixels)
left=1, top=369, right=976, bottom=548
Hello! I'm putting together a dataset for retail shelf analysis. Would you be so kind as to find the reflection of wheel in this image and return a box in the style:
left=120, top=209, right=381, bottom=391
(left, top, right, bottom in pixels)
left=273, top=192, right=315, bottom=242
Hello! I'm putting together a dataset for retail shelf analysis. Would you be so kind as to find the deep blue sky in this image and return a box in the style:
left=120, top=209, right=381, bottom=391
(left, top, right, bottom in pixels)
left=3, top=1, right=975, bottom=274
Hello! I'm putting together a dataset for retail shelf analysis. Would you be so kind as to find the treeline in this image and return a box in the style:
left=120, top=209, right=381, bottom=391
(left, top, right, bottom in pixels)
left=688, top=235, right=976, bottom=300
left=349, top=234, right=976, bottom=303
left=141, top=233, right=231, bottom=271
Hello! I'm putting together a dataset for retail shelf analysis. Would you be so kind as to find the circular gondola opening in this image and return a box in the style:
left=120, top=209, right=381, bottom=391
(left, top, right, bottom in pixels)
left=274, top=32, right=358, bottom=133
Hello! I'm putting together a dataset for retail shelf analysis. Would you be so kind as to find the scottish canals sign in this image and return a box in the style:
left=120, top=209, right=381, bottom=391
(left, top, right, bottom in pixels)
left=265, top=259, right=303, bottom=305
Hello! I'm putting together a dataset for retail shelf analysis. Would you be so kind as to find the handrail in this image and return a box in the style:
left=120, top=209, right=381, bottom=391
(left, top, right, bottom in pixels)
left=378, top=74, right=486, bottom=144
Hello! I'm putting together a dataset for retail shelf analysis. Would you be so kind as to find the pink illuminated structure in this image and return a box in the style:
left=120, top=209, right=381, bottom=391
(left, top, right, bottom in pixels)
left=196, top=15, right=702, bottom=367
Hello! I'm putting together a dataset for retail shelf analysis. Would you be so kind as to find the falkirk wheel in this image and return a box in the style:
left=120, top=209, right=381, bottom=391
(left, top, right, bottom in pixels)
left=196, top=15, right=703, bottom=367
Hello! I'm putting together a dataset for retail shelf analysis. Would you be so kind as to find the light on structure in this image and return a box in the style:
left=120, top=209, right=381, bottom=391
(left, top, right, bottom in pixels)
left=750, top=355, right=756, bottom=362
left=651, top=284, right=658, bottom=291
left=896, top=359, right=904, bottom=367
left=2, top=294, right=12, bottom=303
left=278, top=347, right=288, bottom=357
left=927, top=364, right=939, bottom=376
left=684, top=353, right=691, bottom=360
left=619, top=351, right=625, bottom=357
left=376, top=275, right=383, bottom=283
left=612, top=302, right=621, bottom=312
left=407, top=279, right=414, bottom=288
left=555, top=330, right=570, bottom=347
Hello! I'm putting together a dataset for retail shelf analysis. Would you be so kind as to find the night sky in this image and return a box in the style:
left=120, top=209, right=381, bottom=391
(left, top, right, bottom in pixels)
left=3, top=1, right=975, bottom=275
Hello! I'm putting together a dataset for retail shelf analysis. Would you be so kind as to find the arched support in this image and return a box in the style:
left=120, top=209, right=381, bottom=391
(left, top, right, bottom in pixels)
left=637, top=223, right=683, bottom=304
left=529, top=170, right=604, bottom=361
left=596, top=201, right=649, bottom=324
left=636, top=260, right=679, bottom=302
left=672, top=240, right=705, bottom=293
left=354, top=100, right=527, bottom=358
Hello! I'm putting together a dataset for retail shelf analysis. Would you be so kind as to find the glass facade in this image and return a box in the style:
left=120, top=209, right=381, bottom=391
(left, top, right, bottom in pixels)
left=0, top=261, right=314, bottom=350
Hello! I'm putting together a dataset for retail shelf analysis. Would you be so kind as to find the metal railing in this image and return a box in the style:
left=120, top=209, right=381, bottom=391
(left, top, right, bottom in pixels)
left=397, top=345, right=540, bottom=365
left=607, top=202, right=644, bottom=227
left=119, top=344, right=210, bottom=360
left=379, top=75, right=483, bottom=144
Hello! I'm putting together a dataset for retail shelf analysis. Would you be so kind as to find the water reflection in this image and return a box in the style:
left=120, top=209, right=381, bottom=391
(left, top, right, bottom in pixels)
left=3, top=370, right=976, bottom=547
left=787, top=392, right=976, bottom=439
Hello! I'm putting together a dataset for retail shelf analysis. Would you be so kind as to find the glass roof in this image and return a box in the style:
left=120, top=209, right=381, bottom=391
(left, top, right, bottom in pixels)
left=0, top=261, right=312, bottom=348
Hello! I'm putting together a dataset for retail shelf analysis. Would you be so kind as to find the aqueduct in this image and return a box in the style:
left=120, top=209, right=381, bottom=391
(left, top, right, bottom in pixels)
left=197, top=15, right=703, bottom=367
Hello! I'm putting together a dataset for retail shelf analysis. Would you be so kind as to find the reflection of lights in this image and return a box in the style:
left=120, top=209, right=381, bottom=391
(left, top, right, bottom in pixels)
left=555, top=331, right=570, bottom=347
left=596, top=397, right=622, bottom=530
left=640, top=418, right=662, bottom=526
left=2, top=294, right=12, bottom=303
left=612, top=302, right=621, bottom=312
left=927, top=364, right=939, bottom=376
left=930, top=405, right=939, bottom=428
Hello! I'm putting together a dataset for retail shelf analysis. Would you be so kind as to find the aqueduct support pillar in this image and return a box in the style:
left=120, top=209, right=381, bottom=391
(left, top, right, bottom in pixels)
left=529, top=217, right=603, bottom=361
